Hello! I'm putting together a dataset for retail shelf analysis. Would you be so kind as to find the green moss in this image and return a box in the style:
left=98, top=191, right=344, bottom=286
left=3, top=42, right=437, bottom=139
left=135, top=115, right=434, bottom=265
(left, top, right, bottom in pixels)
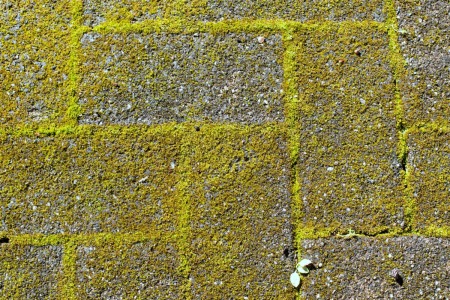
left=0, top=125, right=182, bottom=235
left=0, top=0, right=72, bottom=127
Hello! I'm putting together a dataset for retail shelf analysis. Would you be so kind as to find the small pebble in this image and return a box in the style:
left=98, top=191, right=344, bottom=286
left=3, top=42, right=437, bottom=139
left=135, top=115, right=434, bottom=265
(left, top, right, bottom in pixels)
left=257, top=36, right=265, bottom=44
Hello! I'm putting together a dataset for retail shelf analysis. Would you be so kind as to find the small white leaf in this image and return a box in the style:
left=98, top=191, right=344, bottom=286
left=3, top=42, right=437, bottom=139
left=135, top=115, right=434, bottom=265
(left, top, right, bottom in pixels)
left=290, top=272, right=301, bottom=287
left=297, top=265, right=310, bottom=274
left=298, top=259, right=312, bottom=267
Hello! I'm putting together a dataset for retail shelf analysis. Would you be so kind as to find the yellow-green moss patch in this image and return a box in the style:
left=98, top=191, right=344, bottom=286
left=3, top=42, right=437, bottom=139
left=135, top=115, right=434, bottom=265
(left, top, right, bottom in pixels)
left=0, top=0, right=72, bottom=127
left=0, top=244, right=63, bottom=299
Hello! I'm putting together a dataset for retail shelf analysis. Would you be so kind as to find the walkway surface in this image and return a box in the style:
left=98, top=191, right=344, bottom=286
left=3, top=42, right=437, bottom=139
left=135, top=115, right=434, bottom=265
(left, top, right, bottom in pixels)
left=0, top=0, right=449, bottom=299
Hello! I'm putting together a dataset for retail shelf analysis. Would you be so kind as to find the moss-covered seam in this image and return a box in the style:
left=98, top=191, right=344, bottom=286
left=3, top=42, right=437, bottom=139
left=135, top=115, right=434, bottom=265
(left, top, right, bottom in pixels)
left=60, top=238, right=77, bottom=300
left=90, top=18, right=382, bottom=35
left=64, top=0, right=85, bottom=125
left=174, top=124, right=194, bottom=300
left=384, top=0, right=412, bottom=233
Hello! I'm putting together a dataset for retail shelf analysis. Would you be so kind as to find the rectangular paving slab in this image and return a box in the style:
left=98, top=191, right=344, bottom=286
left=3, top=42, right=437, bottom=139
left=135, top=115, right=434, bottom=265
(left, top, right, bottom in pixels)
left=183, top=0, right=385, bottom=22
left=0, top=127, right=179, bottom=234
left=185, top=125, right=295, bottom=298
left=0, top=0, right=71, bottom=126
left=396, top=0, right=450, bottom=125
left=76, top=239, right=182, bottom=299
left=300, top=236, right=450, bottom=299
left=295, top=24, right=404, bottom=235
left=407, top=128, right=450, bottom=232
left=82, top=0, right=170, bottom=27
left=78, top=32, right=284, bottom=125
left=0, top=244, right=63, bottom=299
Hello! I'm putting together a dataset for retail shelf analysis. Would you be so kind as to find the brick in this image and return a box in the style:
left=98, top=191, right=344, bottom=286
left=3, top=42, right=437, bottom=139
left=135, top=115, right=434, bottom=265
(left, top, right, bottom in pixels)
left=0, top=0, right=71, bottom=126
left=78, top=32, right=284, bottom=125
left=76, top=239, right=182, bottom=298
left=0, top=244, right=63, bottom=299
left=407, top=130, right=450, bottom=230
left=0, top=128, right=179, bottom=234
left=396, top=0, right=450, bottom=125
left=183, top=0, right=385, bottom=22
left=82, top=0, right=169, bottom=27
left=300, top=236, right=450, bottom=299
left=185, top=125, right=294, bottom=298
left=295, top=24, right=404, bottom=234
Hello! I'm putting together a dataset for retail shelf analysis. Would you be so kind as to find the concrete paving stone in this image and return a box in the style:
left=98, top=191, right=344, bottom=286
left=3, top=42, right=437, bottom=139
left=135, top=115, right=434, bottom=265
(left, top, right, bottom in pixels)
left=407, top=130, right=450, bottom=230
left=186, top=125, right=295, bottom=298
left=183, top=0, right=385, bottom=22
left=0, top=244, right=63, bottom=299
left=76, top=239, right=182, bottom=299
left=78, top=32, right=284, bottom=125
left=301, top=236, right=450, bottom=299
left=0, top=128, right=179, bottom=234
left=396, top=0, right=450, bottom=125
left=0, top=0, right=71, bottom=125
left=296, top=25, right=404, bottom=234
left=82, top=0, right=169, bottom=27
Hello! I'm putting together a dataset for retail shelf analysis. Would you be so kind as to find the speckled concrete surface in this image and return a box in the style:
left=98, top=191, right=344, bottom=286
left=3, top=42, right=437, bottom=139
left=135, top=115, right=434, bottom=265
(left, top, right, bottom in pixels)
left=186, top=126, right=295, bottom=298
left=396, top=0, right=450, bottom=125
left=295, top=24, right=404, bottom=235
left=0, top=0, right=448, bottom=299
left=0, top=0, right=71, bottom=125
left=183, top=0, right=385, bottom=22
left=76, top=240, right=182, bottom=299
left=0, top=129, right=180, bottom=234
left=301, top=236, right=449, bottom=299
left=78, top=32, right=284, bottom=125
left=0, top=245, right=63, bottom=299
left=407, top=129, right=450, bottom=231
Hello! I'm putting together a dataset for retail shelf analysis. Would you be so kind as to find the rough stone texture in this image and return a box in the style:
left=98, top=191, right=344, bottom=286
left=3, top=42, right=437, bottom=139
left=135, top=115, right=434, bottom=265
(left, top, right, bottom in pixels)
left=78, top=32, right=284, bottom=125
left=0, top=128, right=179, bottom=234
left=296, top=24, right=404, bottom=234
left=396, top=0, right=450, bottom=125
left=0, top=244, right=63, bottom=299
left=82, top=0, right=169, bottom=27
left=184, top=0, right=385, bottom=22
left=186, top=125, right=295, bottom=298
left=76, top=240, right=182, bottom=299
left=407, top=129, right=450, bottom=230
left=301, top=236, right=450, bottom=299
left=0, top=0, right=71, bottom=125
